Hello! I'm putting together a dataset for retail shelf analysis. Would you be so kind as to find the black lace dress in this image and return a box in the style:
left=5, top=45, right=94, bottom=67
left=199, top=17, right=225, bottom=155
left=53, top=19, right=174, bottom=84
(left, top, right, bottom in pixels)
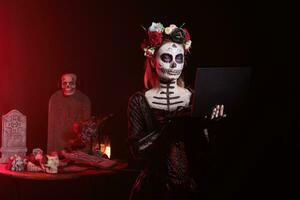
left=127, top=90, right=210, bottom=200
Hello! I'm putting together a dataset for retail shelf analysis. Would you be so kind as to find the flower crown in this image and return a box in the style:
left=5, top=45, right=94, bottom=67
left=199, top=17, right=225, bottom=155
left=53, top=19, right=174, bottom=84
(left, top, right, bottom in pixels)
left=141, top=22, right=192, bottom=57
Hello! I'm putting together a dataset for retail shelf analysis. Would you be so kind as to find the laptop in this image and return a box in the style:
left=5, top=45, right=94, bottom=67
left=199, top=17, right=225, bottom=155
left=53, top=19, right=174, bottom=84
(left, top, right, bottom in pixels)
left=191, top=67, right=252, bottom=119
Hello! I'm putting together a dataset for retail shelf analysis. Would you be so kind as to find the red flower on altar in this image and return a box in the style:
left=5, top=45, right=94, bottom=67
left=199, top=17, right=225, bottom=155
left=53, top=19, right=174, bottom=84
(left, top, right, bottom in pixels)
left=148, top=31, right=163, bottom=46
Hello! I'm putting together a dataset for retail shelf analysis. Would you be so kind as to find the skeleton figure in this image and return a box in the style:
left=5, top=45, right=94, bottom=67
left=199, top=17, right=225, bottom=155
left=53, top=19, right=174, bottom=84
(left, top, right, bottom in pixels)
left=61, top=73, right=77, bottom=96
left=47, top=73, right=91, bottom=153
left=145, top=42, right=191, bottom=111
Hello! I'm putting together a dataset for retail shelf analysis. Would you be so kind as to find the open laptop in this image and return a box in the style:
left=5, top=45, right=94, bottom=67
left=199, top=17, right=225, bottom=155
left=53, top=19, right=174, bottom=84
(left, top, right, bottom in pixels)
left=191, top=67, right=252, bottom=119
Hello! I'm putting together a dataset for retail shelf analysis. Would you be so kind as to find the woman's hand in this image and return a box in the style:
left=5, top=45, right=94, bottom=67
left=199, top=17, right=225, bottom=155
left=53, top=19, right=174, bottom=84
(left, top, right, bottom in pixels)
left=203, top=105, right=227, bottom=137
left=204, top=104, right=227, bottom=122
left=210, top=104, right=226, bottom=120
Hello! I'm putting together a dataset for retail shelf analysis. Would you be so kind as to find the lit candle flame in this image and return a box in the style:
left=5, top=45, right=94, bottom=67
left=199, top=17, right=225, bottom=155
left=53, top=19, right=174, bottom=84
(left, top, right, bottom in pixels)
left=104, top=146, right=111, bottom=159
left=100, top=143, right=111, bottom=159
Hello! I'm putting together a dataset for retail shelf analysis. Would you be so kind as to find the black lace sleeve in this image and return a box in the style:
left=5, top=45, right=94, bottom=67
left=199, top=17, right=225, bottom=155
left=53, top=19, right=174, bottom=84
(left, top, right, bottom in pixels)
left=127, top=92, right=167, bottom=159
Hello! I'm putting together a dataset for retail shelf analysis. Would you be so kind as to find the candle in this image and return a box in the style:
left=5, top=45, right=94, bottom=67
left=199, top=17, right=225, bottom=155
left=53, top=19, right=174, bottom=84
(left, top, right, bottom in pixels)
left=104, top=145, right=111, bottom=159
left=100, top=143, right=111, bottom=159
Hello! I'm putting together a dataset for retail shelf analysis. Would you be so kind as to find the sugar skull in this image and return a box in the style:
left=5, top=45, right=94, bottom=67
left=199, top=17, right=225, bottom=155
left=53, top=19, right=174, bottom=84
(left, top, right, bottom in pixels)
left=10, top=155, right=26, bottom=172
left=155, top=42, right=184, bottom=81
left=61, top=73, right=77, bottom=96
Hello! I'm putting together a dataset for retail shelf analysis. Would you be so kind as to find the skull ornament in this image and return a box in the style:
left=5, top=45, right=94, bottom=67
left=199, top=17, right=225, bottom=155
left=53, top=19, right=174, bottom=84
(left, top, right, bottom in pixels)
left=155, top=42, right=184, bottom=81
left=61, top=73, right=77, bottom=96
left=45, top=154, right=59, bottom=174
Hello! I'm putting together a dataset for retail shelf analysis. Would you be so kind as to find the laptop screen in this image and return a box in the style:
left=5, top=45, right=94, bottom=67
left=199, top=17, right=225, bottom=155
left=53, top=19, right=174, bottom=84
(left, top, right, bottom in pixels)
left=191, top=67, right=252, bottom=119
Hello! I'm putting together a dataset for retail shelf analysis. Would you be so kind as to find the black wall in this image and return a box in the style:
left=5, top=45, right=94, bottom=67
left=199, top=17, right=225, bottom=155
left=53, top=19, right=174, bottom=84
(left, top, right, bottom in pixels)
left=0, top=0, right=298, bottom=199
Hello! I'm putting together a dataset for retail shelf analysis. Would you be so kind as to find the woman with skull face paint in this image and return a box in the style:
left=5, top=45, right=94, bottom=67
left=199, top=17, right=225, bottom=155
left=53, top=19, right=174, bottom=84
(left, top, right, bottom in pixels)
left=127, top=23, right=225, bottom=200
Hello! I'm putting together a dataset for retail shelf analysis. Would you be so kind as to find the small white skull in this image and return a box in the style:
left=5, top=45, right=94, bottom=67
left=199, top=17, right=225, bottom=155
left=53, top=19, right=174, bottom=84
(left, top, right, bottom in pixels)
left=45, top=154, right=59, bottom=174
left=61, top=73, right=77, bottom=96
left=155, top=42, right=184, bottom=81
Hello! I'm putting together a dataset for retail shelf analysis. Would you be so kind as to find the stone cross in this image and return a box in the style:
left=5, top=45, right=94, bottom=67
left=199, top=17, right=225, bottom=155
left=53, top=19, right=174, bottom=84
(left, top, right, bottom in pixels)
left=0, top=109, right=27, bottom=163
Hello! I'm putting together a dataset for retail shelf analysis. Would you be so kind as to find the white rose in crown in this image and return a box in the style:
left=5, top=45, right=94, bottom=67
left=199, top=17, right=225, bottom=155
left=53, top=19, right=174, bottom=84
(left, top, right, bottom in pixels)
left=164, top=24, right=177, bottom=35
left=148, top=22, right=164, bottom=32
left=169, top=24, right=177, bottom=29
left=184, top=40, right=192, bottom=50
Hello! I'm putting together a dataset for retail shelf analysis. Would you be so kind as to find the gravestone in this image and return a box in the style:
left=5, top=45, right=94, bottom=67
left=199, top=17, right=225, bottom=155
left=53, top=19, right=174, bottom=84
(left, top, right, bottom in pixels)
left=0, top=109, right=27, bottom=163
left=47, top=90, right=91, bottom=153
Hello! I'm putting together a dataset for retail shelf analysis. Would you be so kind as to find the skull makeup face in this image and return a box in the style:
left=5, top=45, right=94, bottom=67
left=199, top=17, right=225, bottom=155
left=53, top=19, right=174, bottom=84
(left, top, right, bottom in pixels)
left=61, top=73, right=77, bottom=96
left=155, top=42, right=184, bottom=81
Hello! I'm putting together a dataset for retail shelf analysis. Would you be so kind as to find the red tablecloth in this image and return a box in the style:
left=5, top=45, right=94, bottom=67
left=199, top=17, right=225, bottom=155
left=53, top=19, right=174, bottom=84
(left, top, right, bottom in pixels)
left=0, top=161, right=128, bottom=180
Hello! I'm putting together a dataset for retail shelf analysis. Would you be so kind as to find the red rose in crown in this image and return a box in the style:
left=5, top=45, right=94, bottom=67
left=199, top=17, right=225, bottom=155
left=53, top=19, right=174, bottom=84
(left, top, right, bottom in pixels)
left=148, top=31, right=163, bottom=47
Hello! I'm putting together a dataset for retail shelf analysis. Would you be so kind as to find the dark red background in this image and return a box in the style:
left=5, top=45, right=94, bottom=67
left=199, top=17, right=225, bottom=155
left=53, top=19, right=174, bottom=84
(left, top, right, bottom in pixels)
left=0, top=0, right=298, bottom=199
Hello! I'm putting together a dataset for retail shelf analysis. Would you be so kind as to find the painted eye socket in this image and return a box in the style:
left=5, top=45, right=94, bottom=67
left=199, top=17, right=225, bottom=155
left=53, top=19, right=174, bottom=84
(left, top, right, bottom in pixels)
left=62, top=82, right=74, bottom=86
left=160, top=53, right=173, bottom=63
left=175, top=54, right=184, bottom=64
